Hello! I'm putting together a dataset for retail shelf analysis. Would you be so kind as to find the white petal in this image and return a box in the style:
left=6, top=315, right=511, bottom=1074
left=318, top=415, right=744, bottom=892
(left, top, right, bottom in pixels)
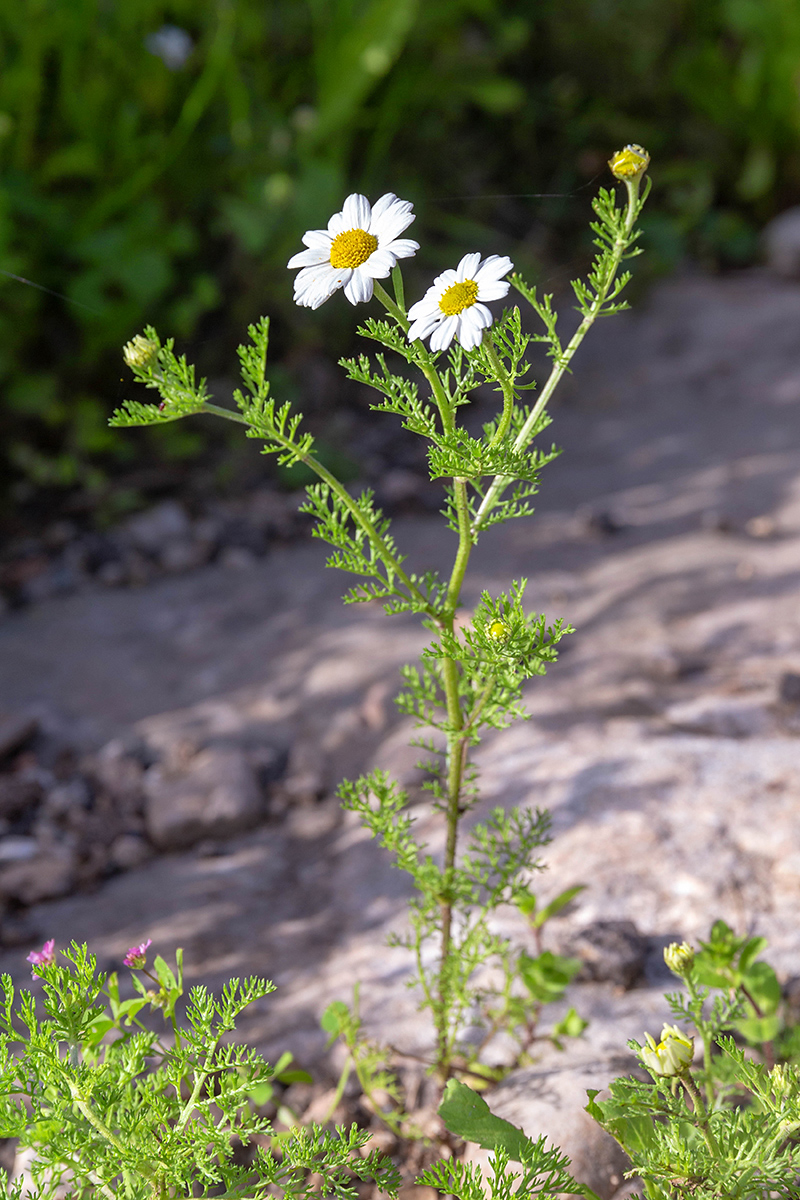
left=370, top=192, right=402, bottom=220
left=407, top=313, right=441, bottom=343
left=430, top=315, right=458, bottom=353
left=474, top=254, right=514, bottom=282
left=294, top=264, right=347, bottom=308
left=383, top=237, right=419, bottom=260
left=457, top=320, right=484, bottom=351
left=288, top=247, right=330, bottom=269
left=432, top=268, right=457, bottom=290
left=301, top=228, right=333, bottom=250
left=327, top=207, right=348, bottom=236
left=456, top=252, right=481, bottom=282
left=476, top=280, right=511, bottom=302
left=372, top=203, right=416, bottom=244
left=458, top=306, right=491, bottom=349
left=363, top=248, right=396, bottom=278
left=344, top=268, right=375, bottom=305
left=408, top=290, right=441, bottom=320
left=342, top=193, right=372, bottom=230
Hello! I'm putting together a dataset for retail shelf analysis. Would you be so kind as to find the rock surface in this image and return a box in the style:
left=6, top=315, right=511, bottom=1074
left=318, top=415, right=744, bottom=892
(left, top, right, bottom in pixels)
left=1, top=270, right=800, bottom=1191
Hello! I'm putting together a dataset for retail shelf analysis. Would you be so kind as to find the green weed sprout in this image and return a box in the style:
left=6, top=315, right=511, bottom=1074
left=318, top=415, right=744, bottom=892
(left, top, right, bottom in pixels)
left=112, top=151, right=651, bottom=1087
left=0, top=941, right=400, bottom=1200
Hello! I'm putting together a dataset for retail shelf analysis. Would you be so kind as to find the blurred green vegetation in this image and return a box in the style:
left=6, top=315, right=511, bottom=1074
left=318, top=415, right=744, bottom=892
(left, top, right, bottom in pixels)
left=2, top=0, right=800, bottom=516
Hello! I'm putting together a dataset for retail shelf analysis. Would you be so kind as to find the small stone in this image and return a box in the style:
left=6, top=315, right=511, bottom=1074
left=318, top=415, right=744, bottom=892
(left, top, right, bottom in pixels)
left=0, top=846, right=76, bottom=904
left=109, top=833, right=151, bottom=870
left=0, top=837, right=38, bottom=863
left=0, top=775, right=43, bottom=820
left=778, top=672, right=800, bottom=705
left=97, top=560, right=128, bottom=587
left=158, top=538, right=209, bottom=573
left=564, top=920, right=648, bottom=990
left=0, top=713, right=38, bottom=760
left=44, top=779, right=91, bottom=817
left=143, top=745, right=264, bottom=850
left=745, top=515, right=776, bottom=539
left=664, top=695, right=770, bottom=738
left=763, top=206, right=800, bottom=277
left=219, top=545, right=258, bottom=571
left=122, top=501, right=191, bottom=554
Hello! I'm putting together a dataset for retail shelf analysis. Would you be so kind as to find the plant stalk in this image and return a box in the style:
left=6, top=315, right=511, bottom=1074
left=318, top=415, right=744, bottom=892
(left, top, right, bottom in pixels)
left=471, top=176, right=644, bottom=534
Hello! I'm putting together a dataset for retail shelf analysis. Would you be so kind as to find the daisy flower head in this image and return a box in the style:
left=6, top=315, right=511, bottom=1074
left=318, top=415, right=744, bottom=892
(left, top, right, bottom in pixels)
left=407, top=253, right=514, bottom=353
left=288, top=193, right=419, bottom=309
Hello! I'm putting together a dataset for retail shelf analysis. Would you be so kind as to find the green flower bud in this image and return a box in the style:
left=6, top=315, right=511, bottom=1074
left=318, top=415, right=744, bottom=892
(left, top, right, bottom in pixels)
left=640, top=1024, right=694, bottom=1077
left=608, top=144, right=650, bottom=182
left=664, top=941, right=695, bottom=978
left=486, top=619, right=510, bottom=644
left=123, top=334, right=160, bottom=371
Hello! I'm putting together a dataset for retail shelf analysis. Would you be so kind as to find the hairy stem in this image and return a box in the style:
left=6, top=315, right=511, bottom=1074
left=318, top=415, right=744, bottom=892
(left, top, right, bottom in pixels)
left=682, top=1074, right=722, bottom=1159
left=471, top=176, right=644, bottom=534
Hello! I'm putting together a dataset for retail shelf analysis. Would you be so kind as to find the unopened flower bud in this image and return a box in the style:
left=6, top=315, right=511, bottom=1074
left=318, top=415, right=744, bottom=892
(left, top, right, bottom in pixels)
left=640, top=1024, right=694, bottom=1077
left=26, top=939, right=55, bottom=979
left=664, top=941, right=695, bottom=978
left=486, top=619, right=510, bottom=644
left=123, top=938, right=152, bottom=969
left=608, top=144, right=650, bottom=182
left=123, top=334, right=159, bottom=371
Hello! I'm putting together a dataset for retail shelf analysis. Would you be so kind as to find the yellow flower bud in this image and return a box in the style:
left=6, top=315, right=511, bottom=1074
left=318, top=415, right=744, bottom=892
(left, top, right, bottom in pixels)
left=608, top=144, right=650, bottom=182
left=640, top=1024, right=694, bottom=1077
left=123, top=334, right=160, bottom=371
left=486, top=619, right=510, bottom=643
left=664, top=941, right=695, bottom=978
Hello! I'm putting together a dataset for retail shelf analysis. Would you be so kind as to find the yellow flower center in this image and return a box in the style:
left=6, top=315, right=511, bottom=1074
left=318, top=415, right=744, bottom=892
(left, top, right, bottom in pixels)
left=329, top=228, right=378, bottom=269
left=439, top=279, right=479, bottom=315
left=487, top=620, right=509, bottom=642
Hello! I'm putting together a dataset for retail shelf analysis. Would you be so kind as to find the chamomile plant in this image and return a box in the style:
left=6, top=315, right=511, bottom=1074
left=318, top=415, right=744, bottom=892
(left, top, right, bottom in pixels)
left=111, top=147, right=652, bottom=1088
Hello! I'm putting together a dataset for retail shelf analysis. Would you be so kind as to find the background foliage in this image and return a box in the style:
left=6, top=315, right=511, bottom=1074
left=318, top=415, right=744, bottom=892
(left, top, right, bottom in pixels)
left=2, top=0, right=800, bottom=515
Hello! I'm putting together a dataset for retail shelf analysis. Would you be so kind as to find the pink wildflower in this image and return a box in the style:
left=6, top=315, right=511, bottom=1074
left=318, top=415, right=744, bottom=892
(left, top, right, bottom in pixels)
left=26, top=939, right=55, bottom=978
left=123, top=939, right=152, bottom=969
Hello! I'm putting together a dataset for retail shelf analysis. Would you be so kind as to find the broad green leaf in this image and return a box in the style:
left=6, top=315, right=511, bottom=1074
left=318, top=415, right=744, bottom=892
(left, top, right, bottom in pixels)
left=738, top=936, right=768, bottom=976
left=438, top=1078, right=531, bottom=1162
left=742, top=961, right=781, bottom=1015
left=735, top=1014, right=781, bottom=1045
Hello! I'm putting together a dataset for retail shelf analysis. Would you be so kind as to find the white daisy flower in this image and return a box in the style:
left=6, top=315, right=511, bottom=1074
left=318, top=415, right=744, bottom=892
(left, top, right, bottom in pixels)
left=406, top=252, right=514, bottom=352
left=287, top=192, right=419, bottom=309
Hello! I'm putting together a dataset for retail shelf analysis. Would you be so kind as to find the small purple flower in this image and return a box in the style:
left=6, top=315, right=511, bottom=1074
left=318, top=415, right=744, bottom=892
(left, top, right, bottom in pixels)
left=123, top=939, right=152, bottom=969
left=26, top=939, right=55, bottom=978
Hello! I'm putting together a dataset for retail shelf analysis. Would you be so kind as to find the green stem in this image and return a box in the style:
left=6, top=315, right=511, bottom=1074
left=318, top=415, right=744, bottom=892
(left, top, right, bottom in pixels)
left=373, top=280, right=455, bottom=435
left=67, top=1080, right=126, bottom=1155
left=482, top=335, right=515, bottom=449
left=471, top=176, right=644, bottom=534
left=681, top=1074, right=721, bottom=1159
left=198, top=401, right=434, bottom=617
left=435, top=476, right=475, bottom=1081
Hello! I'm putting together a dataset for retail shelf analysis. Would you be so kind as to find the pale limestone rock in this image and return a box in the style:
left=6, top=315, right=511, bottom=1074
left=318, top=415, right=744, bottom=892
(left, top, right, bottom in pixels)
left=144, top=745, right=263, bottom=850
